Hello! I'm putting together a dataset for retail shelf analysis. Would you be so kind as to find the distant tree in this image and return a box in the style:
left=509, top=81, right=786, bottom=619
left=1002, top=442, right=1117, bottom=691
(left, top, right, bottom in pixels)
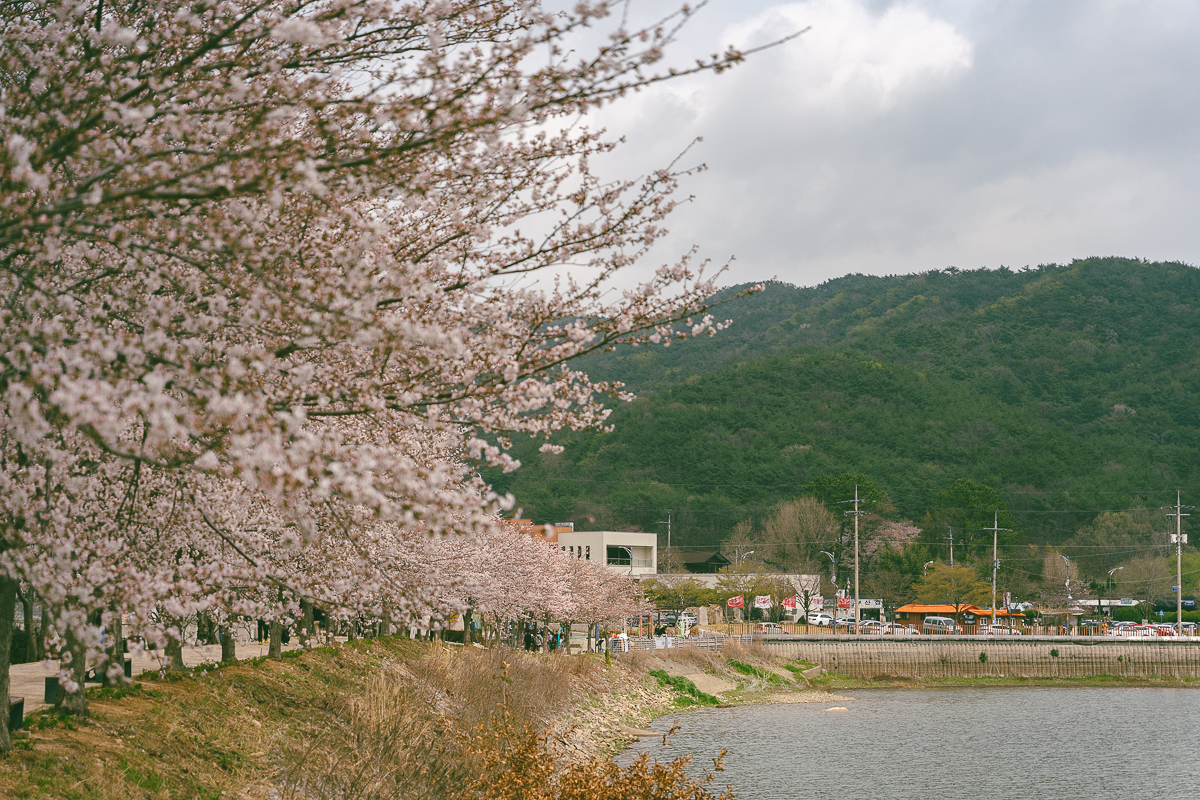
left=793, top=575, right=829, bottom=623
left=1116, top=556, right=1173, bottom=610
left=714, top=564, right=777, bottom=621
left=720, top=520, right=759, bottom=568
left=758, top=498, right=839, bottom=572
left=913, top=563, right=990, bottom=622
left=657, top=547, right=686, bottom=575
left=866, top=569, right=914, bottom=619
left=641, top=576, right=713, bottom=611
left=929, top=479, right=1021, bottom=559
left=1064, top=507, right=1164, bottom=578
left=1039, top=552, right=1092, bottom=609
left=804, top=473, right=897, bottom=583
left=805, top=474, right=892, bottom=513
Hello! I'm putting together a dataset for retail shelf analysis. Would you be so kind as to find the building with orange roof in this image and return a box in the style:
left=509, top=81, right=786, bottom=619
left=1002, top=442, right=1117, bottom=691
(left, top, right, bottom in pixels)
left=893, top=603, right=1024, bottom=632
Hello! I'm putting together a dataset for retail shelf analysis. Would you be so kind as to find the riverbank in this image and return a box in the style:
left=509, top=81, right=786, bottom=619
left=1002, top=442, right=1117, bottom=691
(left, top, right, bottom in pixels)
left=8, top=636, right=1190, bottom=798
left=0, top=637, right=837, bottom=799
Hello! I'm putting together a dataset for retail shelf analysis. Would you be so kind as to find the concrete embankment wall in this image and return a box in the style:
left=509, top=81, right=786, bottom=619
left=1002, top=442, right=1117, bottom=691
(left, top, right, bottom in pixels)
left=763, top=637, right=1200, bottom=679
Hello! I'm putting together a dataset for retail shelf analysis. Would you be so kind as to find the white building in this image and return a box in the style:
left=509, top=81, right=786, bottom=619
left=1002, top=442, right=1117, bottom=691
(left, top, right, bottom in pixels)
left=555, top=527, right=657, bottom=578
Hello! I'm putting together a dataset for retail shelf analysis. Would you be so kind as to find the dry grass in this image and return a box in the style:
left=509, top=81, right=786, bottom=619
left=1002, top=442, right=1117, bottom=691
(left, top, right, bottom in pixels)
left=0, top=639, right=691, bottom=800
left=273, top=648, right=615, bottom=800
left=275, top=670, right=463, bottom=800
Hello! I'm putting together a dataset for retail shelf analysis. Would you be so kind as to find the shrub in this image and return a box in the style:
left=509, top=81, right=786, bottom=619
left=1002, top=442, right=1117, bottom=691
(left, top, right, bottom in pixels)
left=727, top=660, right=785, bottom=686
left=648, top=670, right=720, bottom=706
left=457, top=705, right=734, bottom=800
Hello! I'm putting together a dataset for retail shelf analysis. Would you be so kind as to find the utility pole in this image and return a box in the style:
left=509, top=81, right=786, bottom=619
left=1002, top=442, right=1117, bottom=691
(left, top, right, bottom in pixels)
left=945, top=526, right=955, bottom=567
left=983, top=511, right=1011, bottom=626
left=843, top=485, right=870, bottom=635
left=1166, top=492, right=1190, bottom=635
left=657, top=513, right=672, bottom=563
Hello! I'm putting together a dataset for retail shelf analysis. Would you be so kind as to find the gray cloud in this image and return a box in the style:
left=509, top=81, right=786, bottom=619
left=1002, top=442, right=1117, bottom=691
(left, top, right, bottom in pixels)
left=588, top=0, right=1200, bottom=287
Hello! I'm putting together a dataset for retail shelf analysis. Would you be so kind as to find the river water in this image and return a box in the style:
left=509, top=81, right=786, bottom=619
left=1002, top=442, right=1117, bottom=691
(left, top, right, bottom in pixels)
left=620, top=688, right=1200, bottom=800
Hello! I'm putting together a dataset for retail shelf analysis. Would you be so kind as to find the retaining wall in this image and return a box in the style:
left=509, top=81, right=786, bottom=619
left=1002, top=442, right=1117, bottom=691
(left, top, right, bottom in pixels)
left=762, top=637, right=1200, bottom=679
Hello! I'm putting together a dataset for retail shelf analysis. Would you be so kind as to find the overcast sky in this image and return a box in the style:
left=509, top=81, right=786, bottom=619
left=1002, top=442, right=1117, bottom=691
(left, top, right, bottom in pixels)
left=582, top=0, right=1200, bottom=289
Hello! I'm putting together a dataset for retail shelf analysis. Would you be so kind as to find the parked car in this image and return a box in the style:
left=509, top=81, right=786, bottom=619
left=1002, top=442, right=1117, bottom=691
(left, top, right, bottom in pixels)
left=753, top=622, right=785, bottom=635
left=862, top=621, right=919, bottom=636
left=977, top=624, right=1021, bottom=636
left=807, top=613, right=835, bottom=627
left=834, top=617, right=856, bottom=627
left=923, top=616, right=962, bottom=634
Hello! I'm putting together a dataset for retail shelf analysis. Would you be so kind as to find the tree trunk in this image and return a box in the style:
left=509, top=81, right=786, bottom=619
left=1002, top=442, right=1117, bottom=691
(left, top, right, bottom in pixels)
left=17, top=585, right=34, bottom=665
left=197, top=613, right=220, bottom=645
left=164, top=634, right=186, bottom=671
left=0, top=576, right=17, bottom=752
left=346, top=618, right=357, bottom=641
left=268, top=619, right=282, bottom=659
left=220, top=625, right=237, bottom=663
left=297, top=600, right=312, bottom=649
left=33, top=600, right=45, bottom=661
left=378, top=605, right=390, bottom=639
left=301, top=599, right=315, bottom=648
left=61, top=624, right=89, bottom=716
left=101, top=614, right=125, bottom=686
left=462, top=607, right=473, bottom=646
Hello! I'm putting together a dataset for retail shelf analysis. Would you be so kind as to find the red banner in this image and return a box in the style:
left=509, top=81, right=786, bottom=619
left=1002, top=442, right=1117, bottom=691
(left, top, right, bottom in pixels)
left=726, top=595, right=744, bottom=608
left=782, top=596, right=798, bottom=609
left=836, top=597, right=853, bottom=609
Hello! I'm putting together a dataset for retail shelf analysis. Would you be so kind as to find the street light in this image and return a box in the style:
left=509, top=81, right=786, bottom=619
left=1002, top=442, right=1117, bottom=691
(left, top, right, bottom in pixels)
left=819, top=551, right=836, bottom=584
left=1105, top=566, right=1124, bottom=622
left=924, top=560, right=935, bottom=576
left=733, top=550, right=754, bottom=632
left=1060, top=555, right=1072, bottom=633
left=817, top=551, right=840, bottom=634
left=618, top=546, right=637, bottom=635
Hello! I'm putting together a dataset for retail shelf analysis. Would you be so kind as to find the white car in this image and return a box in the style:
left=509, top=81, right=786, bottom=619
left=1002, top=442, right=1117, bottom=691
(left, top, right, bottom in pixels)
left=807, top=613, right=835, bottom=627
left=977, top=624, right=1021, bottom=636
left=861, top=621, right=919, bottom=636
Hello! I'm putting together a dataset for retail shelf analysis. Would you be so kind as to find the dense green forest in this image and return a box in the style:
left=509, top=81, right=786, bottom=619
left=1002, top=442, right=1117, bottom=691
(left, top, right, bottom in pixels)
left=485, top=257, right=1200, bottom=589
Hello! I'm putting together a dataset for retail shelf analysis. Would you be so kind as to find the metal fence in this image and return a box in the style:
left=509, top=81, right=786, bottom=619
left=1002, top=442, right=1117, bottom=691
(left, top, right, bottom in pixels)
left=617, top=633, right=753, bottom=652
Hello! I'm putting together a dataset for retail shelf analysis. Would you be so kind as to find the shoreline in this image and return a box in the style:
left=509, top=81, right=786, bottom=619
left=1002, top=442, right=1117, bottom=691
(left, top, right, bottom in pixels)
left=594, top=645, right=1200, bottom=755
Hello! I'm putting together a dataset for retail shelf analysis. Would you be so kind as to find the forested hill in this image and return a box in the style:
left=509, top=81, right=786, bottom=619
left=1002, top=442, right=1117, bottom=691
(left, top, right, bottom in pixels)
left=486, top=257, right=1200, bottom=548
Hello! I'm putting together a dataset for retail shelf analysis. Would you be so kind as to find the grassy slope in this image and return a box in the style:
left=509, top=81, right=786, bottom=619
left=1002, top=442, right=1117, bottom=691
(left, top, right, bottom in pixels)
left=0, top=639, right=847, bottom=799
left=0, top=640, right=635, bottom=800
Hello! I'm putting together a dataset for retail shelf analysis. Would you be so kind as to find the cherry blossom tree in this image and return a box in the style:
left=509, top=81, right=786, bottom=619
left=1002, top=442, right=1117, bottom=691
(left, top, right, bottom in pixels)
left=0, top=0, right=792, bottom=747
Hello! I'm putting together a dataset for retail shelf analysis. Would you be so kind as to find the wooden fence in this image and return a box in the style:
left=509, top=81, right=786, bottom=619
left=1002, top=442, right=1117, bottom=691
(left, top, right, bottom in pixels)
left=763, top=638, right=1200, bottom=679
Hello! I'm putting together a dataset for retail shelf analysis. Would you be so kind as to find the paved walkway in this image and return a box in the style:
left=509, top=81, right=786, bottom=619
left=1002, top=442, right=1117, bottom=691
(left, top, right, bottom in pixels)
left=9, top=639, right=312, bottom=715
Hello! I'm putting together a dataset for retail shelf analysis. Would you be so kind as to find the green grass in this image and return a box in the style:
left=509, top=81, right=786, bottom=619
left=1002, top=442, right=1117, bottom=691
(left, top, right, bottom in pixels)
left=648, top=669, right=721, bottom=706
left=727, top=659, right=786, bottom=686
left=88, top=683, right=159, bottom=701
left=118, top=757, right=166, bottom=793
